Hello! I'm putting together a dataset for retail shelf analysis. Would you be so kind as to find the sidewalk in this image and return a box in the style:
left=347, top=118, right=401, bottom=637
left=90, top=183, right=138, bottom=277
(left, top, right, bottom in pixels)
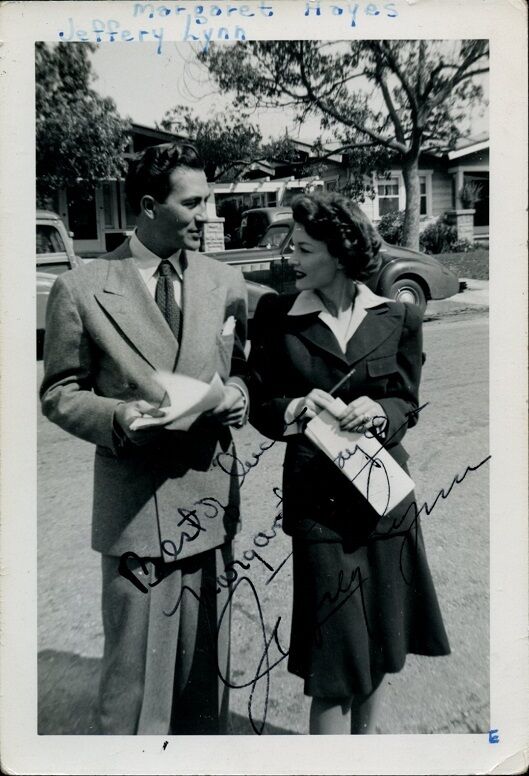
left=426, top=278, right=489, bottom=320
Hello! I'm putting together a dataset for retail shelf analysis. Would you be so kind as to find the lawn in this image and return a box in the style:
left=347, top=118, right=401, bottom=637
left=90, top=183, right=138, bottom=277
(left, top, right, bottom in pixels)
left=433, top=249, right=489, bottom=280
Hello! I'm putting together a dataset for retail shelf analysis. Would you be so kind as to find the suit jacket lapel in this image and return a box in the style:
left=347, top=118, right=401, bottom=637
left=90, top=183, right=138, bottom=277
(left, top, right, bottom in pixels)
left=292, top=303, right=401, bottom=368
left=175, top=252, right=222, bottom=379
left=345, top=304, right=402, bottom=365
left=95, top=242, right=179, bottom=372
left=293, top=314, right=350, bottom=366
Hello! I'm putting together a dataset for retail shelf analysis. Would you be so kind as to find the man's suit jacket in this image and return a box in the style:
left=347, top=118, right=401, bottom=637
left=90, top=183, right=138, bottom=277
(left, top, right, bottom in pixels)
left=248, top=291, right=423, bottom=547
left=40, top=239, right=248, bottom=561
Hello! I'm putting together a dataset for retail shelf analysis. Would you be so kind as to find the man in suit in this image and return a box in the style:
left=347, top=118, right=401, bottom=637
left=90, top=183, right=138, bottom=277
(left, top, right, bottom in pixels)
left=40, top=142, right=249, bottom=734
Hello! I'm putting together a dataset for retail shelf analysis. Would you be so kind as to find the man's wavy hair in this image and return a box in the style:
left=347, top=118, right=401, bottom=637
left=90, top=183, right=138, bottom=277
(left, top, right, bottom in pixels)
left=292, top=192, right=382, bottom=281
left=125, top=142, right=204, bottom=215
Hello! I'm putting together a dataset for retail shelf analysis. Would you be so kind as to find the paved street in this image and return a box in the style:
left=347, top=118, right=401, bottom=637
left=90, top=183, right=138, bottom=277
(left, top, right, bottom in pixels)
left=37, top=311, right=489, bottom=736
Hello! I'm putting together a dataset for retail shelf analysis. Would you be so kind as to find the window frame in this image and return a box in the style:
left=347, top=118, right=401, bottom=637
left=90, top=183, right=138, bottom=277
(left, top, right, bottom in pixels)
left=374, top=170, right=433, bottom=221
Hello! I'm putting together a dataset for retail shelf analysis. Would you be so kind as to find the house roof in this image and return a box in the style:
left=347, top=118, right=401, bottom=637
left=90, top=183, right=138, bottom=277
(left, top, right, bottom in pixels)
left=293, top=138, right=344, bottom=163
left=213, top=176, right=323, bottom=195
left=447, top=138, right=489, bottom=160
left=130, top=123, right=188, bottom=142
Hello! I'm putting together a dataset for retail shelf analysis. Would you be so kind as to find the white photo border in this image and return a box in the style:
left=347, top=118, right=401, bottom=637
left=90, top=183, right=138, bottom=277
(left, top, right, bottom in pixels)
left=0, top=1, right=527, bottom=774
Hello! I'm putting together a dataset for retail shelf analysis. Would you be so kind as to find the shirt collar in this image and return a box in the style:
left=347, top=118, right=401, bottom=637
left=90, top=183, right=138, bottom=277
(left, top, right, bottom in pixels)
left=129, top=231, right=184, bottom=280
left=287, top=282, right=391, bottom=316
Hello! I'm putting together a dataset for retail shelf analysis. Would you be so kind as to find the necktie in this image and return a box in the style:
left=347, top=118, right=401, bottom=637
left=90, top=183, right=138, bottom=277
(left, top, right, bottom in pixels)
left=155, top=259, right=182, bottom=343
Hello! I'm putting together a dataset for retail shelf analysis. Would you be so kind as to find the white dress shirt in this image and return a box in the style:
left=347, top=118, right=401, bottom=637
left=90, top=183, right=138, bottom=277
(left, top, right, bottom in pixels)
left=129, top=232, right=248, bottom=422
left=129, top=231, right=184, bottom=304
left=287, top=282, right=392, bottom=351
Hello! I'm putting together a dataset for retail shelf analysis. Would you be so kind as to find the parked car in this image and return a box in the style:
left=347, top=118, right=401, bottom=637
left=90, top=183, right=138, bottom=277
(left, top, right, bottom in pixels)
left=210, top=218, right=462, bottom=313
left=37, top=210, right=82, bottom=355
left=239, top=206, right=293, bottom=248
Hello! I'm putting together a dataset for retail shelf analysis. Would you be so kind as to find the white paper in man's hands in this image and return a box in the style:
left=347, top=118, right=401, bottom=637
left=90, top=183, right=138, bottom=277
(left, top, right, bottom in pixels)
left=305, top=398, right=414, bottom=516
left=129, top=372, right=225, bottom=431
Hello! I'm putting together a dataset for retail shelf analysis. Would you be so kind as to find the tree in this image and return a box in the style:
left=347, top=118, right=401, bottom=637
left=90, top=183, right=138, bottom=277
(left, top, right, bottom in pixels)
left=160, top=105, right=263, bottom=181
left=36, top=43, right=130, bottom=204
left=200, top=41, right=489, bottom=249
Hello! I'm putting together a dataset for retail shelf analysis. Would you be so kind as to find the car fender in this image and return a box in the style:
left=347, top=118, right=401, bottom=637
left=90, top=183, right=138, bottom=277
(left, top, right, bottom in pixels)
left=377, top=257, right=459, bottom=300
left=245, top=279, right=277, bottom=316
left=36, top=271, right=58, bottom=331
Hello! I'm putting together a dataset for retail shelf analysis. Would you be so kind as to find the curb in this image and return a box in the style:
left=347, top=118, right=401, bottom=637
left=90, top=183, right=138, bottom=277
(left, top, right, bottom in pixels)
left=425, top=278, right=489, bottom=321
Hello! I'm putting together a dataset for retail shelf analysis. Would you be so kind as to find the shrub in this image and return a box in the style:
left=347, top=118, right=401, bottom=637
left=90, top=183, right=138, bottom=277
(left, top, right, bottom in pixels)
left=377, top=210, right=405, bottom=245
left=418, top=218, right=456, bottom=254
left=451, top=238, right=478, bottom=253
left=378, top=211, right=480, bottom=254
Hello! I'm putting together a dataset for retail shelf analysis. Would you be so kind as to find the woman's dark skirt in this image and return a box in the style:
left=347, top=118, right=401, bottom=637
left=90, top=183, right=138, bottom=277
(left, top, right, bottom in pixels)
left=287, top=517, right=451, bottom=698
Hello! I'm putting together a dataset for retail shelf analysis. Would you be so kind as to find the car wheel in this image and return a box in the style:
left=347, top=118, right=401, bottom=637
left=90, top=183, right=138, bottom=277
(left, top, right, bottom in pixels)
left=389, top=278, right=427, bottom=313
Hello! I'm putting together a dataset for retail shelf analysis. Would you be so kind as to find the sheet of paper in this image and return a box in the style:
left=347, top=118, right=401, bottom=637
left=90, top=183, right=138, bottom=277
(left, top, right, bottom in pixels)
left=130, top=372, right=224, bottom=431
left=305, top=398, right=415, bottom=516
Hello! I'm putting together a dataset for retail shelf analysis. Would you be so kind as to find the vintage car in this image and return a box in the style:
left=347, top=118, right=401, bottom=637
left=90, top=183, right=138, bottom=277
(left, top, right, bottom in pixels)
left=238, top=206, right=293, bottom=247
left=210, top=218, right=461, bottom=313
left=36, top=210, right=83, bottom=354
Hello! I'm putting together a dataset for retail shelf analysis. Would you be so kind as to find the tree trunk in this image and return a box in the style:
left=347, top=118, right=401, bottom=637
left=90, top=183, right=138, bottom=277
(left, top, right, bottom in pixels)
left=401, top=156, right=421, bottom=251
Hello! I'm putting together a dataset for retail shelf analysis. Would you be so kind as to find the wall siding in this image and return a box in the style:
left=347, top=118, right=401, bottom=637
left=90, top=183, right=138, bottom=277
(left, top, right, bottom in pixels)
left=431, top=171, right=453, bottom=217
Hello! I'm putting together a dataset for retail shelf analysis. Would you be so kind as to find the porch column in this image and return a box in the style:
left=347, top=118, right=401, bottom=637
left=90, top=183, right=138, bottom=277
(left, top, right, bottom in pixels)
left=453, top=168, right=465, bottom=208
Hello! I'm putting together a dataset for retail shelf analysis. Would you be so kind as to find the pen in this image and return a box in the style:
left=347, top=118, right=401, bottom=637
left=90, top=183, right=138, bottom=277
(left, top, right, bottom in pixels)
left=329, top=367, right=356, bottom=396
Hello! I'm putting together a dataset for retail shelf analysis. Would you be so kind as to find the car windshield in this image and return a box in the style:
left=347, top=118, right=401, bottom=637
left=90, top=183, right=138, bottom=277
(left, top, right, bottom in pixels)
left=37, top=224, right=66, bottom=254
left=257, top=224, right=290, bottom=248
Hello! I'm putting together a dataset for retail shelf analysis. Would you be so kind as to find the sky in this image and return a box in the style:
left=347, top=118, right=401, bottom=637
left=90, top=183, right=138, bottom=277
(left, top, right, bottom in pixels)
left=90, top=42, right=324, bottom=140
left=89, top=42, right=489, bottom=144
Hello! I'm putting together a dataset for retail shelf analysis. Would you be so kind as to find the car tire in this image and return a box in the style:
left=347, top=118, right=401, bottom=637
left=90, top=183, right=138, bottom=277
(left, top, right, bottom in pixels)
left=389, top=278, right=427, bottom=313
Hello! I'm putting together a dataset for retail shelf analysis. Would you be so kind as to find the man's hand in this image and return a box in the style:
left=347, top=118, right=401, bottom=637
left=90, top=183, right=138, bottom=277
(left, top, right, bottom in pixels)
left=210, top=384, right=247, bottom=427
left=114, top=400, right=167, bottom=446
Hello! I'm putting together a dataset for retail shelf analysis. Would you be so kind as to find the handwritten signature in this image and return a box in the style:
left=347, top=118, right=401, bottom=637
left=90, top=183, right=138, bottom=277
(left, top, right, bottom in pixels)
left=118, top=401, right=491, bottom=733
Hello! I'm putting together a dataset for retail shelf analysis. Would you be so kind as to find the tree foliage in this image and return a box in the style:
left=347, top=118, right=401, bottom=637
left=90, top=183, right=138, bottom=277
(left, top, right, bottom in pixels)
left=200, top=40, right=489, bottom=248
left=160, top=105, right=263, bottom=181
left=36, top=43, right=130, bottom=203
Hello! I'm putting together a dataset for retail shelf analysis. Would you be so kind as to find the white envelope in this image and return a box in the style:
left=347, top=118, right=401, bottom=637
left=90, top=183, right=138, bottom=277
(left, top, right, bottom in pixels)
left=130, top=372, right=225, bottom=432
left=305, top=398, right=415, bottom=516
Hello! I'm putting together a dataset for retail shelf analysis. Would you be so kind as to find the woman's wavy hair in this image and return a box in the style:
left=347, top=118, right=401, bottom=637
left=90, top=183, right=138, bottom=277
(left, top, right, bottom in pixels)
left=291, top=192, right=382, bottom=281
left=125, top=142, right=204, bottom=215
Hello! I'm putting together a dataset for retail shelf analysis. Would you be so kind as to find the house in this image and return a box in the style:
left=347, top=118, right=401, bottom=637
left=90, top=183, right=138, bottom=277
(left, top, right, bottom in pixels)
left=47, top=126, right=488, bottom=255
left=212, top=135, right=489, bottom=241
left=365, top=134, right=489, bottom=239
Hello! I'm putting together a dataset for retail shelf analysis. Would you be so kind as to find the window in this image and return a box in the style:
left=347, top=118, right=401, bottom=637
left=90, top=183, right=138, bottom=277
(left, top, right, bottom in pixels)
left=376, top=173, right=431, bottom=219
left=377, top=178, right=400, bottom=216
left=36, top=225, right=66, bottom=254
left=257, top=224, right=290, bottom=248
left=420, top=177, right=427, bottom=216
left=251, top=194, right=266, bottom=208
left=326, top=179, right=338, bottom=192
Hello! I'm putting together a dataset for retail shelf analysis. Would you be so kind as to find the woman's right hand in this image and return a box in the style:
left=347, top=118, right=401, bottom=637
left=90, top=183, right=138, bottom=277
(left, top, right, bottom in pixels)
left=291, top=388, right=336, bottom=423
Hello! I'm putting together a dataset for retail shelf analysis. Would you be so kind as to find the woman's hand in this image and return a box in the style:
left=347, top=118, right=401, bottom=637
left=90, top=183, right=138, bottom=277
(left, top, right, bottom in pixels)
left=290, top=388, right=336, bottom=423
left=337, top=395, right=387, bottom=433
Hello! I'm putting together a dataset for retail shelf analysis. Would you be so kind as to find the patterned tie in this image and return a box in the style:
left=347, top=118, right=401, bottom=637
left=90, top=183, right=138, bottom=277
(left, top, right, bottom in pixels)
left=155, top=259, right=182, bottom=343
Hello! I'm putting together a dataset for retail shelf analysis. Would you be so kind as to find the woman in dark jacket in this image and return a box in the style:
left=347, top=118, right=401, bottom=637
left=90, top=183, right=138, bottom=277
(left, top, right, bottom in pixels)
left=248, top=192, right=450, bottom=734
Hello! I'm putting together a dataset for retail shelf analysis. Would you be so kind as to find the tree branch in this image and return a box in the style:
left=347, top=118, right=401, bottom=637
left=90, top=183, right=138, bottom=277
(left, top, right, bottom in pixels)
left=376, top=65, right=406, bottom=145
left=376, top=42, right=420, bottom=117
left=297, top=42, right=405, bottom=153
